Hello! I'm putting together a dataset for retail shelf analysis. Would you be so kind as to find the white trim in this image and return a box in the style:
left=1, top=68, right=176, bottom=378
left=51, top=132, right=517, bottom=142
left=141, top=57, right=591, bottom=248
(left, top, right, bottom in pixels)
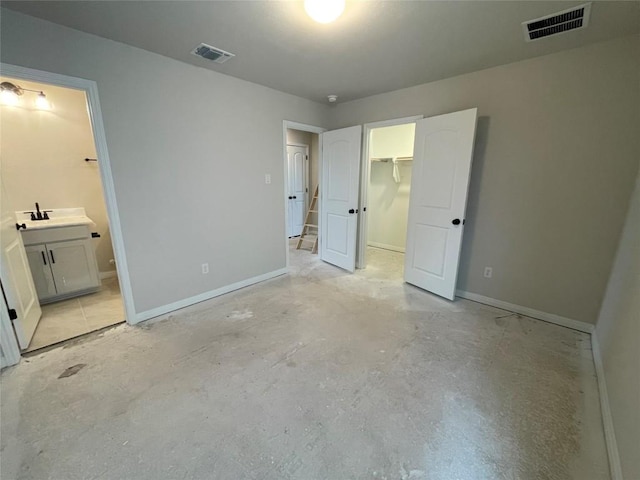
left=357, top=115, right=423, bottom=269
left=1, top=63, right=137, bottom=327
left=455, top=290, right=594, bottom=333
left=368, top=242, right=405, bottom=253
left=284, top=121, right=326, bottom=135
left=591, top=333, right=623, bottom=480
left=283, top=121, right=326, bottom=271
left=99, top=270, right=118, bottom=280
left=134, top=268, right=288, bottom=323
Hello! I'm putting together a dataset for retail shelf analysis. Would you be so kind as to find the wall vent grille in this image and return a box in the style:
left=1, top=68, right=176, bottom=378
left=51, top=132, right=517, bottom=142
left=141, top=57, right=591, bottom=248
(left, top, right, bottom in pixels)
left=522, top=3, right=591, bottom=42
left=191, top=43, right=235, bottom=64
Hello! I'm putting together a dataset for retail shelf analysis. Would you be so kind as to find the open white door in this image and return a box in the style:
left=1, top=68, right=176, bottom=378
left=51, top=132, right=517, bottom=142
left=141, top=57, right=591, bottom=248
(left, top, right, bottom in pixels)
left=404, top=108, right=478, bottom=300
left=320, top=125, right=362, bottom=272
left=0, top=176, right=42, bottom=349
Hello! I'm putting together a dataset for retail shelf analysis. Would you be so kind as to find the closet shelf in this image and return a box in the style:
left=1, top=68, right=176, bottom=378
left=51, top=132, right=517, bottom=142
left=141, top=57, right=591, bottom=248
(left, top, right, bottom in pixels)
left=370, top=156, right=413, bottom=163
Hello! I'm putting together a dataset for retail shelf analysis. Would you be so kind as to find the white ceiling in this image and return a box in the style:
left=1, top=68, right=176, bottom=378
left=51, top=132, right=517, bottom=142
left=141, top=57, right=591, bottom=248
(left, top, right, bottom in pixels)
left=4, top=1, right=639, bottom=103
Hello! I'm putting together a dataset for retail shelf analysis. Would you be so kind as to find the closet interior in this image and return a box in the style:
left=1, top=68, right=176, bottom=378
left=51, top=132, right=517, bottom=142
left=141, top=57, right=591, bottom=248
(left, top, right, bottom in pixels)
left=365, top=123, right=416, bottom=270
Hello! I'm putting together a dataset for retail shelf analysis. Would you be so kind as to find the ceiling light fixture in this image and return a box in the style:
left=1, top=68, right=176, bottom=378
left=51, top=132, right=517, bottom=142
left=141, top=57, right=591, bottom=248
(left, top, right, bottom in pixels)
left=1, top=81, right=51, bottom=109
left=304, top=0, right=345, bottom=24
left=328, top=95, right=338, bottom=103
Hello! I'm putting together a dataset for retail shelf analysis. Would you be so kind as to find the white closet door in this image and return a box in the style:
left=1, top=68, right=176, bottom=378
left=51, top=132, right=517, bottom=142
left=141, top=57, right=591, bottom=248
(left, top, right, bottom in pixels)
left=320, top=126, right=362, bottom=272
left=287, top=145, right=307, bottom=237
left=404, top=108, right=478, bottom=300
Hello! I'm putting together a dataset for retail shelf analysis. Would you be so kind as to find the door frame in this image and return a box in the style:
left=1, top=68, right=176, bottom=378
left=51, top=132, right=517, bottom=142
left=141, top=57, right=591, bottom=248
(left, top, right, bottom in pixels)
left=356, top=115, right=423, bottom=269
left=282, top=121, right=326, bottom=271
left=0, top=63, right=136, bottom=363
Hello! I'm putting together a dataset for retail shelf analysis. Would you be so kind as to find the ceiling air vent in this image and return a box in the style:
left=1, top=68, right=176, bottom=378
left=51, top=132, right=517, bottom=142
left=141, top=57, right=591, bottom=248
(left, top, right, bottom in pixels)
left=522, top=3, right=591, bottom=42
left=191, top=43, right=235, bottom=64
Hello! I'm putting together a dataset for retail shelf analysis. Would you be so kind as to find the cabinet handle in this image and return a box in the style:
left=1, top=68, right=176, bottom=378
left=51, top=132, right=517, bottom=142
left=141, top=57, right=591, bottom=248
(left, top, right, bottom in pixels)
left=49, top=250, right=55, bottom=264
left=41, top=251, right=47, bottom=265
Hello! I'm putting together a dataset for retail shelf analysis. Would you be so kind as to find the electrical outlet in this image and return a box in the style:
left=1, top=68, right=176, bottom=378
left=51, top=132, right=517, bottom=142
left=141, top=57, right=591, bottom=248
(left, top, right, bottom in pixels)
left=264, top=173, right=271, bottom=184
left=483, top=267, right=493, bottom=278
left=202, top=263, right=209, bottom=275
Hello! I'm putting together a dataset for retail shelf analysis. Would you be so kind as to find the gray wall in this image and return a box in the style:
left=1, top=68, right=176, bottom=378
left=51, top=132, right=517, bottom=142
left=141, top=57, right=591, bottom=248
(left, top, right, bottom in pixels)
left=1, top=9, right=330, bottom=315
left=595, top=168, right=640, bottom=480
left=329, top=34, right=640, bottom=324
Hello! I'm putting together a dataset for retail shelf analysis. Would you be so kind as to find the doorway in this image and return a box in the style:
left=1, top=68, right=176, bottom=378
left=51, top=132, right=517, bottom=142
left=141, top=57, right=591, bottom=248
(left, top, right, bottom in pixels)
left=283, top=122, right=324, bottom=268
left=321, top=110, right=478, bottom=300
left=1, top=73, right=127, bottom=355
left=359, top=121, right=417, bottom=278
left=357, top=116, right=422, bottom=274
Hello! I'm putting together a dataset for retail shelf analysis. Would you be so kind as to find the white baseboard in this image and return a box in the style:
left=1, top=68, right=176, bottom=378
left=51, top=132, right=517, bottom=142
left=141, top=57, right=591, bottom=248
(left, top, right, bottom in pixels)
left=133, top=268, right=288, bottom=324
left=455, top=290, right=594, bottom=334
left=368, top=242, right=405, bottom=253
left=99, top=270, right=118, bottom=280
left=591, top=333, right=623, bottom=480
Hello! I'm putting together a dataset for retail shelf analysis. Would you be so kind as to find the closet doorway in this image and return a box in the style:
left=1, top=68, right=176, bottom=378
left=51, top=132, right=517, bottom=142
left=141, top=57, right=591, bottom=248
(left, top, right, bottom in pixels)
left=357, top=116, right=422, bottom=275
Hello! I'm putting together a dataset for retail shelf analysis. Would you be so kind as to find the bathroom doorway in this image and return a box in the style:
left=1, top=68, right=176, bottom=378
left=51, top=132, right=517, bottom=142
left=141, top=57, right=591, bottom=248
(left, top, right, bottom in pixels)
left=1, top=75, right=125, bottom=352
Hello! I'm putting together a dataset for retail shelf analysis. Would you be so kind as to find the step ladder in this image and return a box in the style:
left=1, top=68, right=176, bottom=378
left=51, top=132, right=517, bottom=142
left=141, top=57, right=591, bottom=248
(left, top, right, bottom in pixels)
left=296, top=185, right=319, bottom=254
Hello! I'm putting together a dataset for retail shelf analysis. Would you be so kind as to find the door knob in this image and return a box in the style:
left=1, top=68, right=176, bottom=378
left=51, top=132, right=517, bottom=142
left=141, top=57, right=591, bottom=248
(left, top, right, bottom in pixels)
left=348, top=209, right=355, bottom=214
left=452, top=219, right=461, bottom=225
left=288, top=196, right=292, bottom=199
left=293, top=196, right=297, bottom=199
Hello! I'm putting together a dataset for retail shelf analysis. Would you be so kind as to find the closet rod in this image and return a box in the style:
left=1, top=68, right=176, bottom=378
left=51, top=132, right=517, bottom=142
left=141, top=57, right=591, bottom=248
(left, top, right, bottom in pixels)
left=370, top=156, right=413, bottom=162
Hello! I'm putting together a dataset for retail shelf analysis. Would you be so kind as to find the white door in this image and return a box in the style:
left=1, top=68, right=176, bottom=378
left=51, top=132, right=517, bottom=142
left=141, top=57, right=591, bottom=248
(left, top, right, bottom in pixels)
left=404, top=108, right=478, bottom=300
left=320, top=125, right=362, bottom=272
left=0, top=176, right=42, bottom=349
left=287, top=145, right=307, bottom=237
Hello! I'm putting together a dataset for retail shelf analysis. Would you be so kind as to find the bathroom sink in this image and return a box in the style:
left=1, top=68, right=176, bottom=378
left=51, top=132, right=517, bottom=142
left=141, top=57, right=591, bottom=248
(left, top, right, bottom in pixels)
left=16, top=207, right=96, bottom=231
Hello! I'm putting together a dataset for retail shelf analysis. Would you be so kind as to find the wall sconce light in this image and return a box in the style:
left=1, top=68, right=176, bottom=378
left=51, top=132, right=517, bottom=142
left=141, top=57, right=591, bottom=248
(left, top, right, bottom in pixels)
left=1, top=81, right=51, bottom=109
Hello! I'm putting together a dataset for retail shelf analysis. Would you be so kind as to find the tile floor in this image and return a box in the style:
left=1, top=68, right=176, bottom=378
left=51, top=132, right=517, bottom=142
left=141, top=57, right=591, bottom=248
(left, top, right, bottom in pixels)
left=26, top=276, right=125, bottom=352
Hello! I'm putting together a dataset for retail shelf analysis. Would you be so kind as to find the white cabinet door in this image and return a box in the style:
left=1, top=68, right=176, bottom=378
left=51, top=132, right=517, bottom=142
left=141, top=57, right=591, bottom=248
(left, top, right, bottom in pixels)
left=320, top=126, right=362, bottom=272
left=404, top=108, right=478, bottom=300
left=287, top=145, right=307, bottom=237
left=25, top=245, right=57, bottom=301
left=48, top=239, right=100, bottom=295
left=0, top=176, right=42, bottom=350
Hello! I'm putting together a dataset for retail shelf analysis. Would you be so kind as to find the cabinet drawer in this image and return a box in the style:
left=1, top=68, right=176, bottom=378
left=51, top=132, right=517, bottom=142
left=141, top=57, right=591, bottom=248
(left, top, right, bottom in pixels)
left=21, top=225, right=90, bottom=246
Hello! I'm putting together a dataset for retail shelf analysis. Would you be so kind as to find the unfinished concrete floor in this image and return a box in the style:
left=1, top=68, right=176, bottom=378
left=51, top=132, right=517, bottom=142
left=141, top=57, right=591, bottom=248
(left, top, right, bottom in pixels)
left=0, top=244, right=610, bottom=479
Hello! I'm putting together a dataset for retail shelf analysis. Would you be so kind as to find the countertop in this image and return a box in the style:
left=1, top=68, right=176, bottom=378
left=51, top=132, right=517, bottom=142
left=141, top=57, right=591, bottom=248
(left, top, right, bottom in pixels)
left=16, top=207, right=96, bottom=231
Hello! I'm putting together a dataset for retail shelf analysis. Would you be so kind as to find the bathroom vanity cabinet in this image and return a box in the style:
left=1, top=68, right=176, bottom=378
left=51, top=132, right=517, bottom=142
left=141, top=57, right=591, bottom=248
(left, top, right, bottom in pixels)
left=22, top=225, right=100, bottom=303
